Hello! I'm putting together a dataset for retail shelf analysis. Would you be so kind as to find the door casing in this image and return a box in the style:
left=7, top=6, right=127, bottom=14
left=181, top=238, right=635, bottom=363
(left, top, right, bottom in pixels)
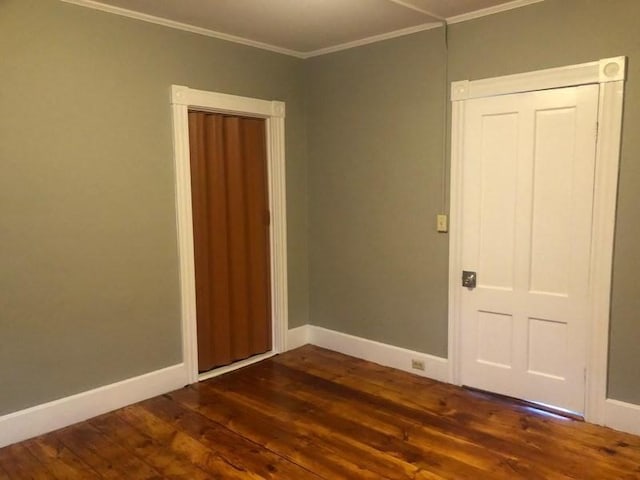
left=171, top=85, right=288, bottom=384
left=448, top=57, right=626, bottom=424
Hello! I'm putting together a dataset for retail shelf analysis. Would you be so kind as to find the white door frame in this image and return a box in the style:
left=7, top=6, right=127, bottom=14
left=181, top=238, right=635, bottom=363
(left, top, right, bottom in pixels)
left=448, top=57, right=626, bottom=424
left=171, top=85, right=288, bottom=384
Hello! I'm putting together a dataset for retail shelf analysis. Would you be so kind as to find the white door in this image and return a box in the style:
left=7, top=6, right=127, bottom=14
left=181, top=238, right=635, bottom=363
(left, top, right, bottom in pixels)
left=459, top=84, right=599, bottom=414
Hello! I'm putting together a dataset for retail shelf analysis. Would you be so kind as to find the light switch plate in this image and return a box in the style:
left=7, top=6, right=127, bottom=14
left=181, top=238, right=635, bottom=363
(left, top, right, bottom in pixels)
left=437, top=214, right=448, bottom=233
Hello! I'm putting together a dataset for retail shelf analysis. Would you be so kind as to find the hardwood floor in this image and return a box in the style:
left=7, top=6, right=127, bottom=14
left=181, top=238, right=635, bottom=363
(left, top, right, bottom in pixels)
left=1, top=345, right=639, bottom=479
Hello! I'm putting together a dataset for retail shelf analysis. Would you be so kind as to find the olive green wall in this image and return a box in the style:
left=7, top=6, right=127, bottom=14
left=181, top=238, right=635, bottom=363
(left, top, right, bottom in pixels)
left=306, top=29, right=449, bottom=357
left=0, top=0, right=308, bottom=415
left=306, top=0, right=640, bottom=403
left=3, top=0, right=639, bottom=417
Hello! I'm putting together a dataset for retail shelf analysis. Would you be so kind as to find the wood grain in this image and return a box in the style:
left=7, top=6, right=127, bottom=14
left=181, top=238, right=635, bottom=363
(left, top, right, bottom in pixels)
left=1, top=345, right=638, bottom=479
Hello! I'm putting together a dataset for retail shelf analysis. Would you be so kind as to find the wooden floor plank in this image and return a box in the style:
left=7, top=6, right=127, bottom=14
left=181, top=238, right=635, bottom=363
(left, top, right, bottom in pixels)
left=281, top=363, right=581, bottom=476
left=216, top=361, right=554, bottom=480
left=55, top=423, right=164, bottom=479
left=1, top=345, right=639, bottom=479
left=0, top=443, right=51, bottom=480
left=116, top=404, right=262, bottom=480
left=142, top=395, right=323, bottom=480
left=22, top=437, right=101, bottom=480
left=199, top=373, right=505, bottom=480
left=89, top=411, right=214, bottom=480
left=168, top=385, right=391, bottom=479
left=276, top=347, right=640, bottom=479
left=195, top=384, right=433, bottom=479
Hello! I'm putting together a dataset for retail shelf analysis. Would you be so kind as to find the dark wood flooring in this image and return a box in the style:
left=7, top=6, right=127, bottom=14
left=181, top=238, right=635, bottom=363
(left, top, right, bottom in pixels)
left=1, top=345, right=639, bottom=479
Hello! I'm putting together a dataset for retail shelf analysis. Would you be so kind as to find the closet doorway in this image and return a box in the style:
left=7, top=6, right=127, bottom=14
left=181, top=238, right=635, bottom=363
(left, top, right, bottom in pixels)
left=172, top=86, right=288, bottom=383
left=188, top=112, right=271, bottom=373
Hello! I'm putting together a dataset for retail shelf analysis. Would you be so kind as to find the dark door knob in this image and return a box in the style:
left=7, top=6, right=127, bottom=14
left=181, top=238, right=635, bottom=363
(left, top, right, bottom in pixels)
left=462, top=271, right=476, bottom=289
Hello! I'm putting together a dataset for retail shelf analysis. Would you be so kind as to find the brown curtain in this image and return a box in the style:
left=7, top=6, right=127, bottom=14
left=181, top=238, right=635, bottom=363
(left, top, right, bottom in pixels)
left=188, top=111, right=271, bottom=372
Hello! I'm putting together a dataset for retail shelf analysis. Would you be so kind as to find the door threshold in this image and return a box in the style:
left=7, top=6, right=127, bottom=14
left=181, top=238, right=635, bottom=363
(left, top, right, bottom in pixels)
left=198, top=350, right=277, bottom=382
left=462, top=386, right=585, bottom=422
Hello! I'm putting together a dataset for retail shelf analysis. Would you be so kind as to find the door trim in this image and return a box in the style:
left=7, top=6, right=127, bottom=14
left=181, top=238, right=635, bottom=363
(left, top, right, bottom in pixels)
left=448, top=57, right=626, bottom=424
left=171, top=85, right=288, bottom=384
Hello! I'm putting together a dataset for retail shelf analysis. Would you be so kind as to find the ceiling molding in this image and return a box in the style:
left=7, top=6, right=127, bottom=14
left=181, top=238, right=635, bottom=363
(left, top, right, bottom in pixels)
left=303, top=22, right=442, bottom=59
left=61, top=0, right=546, bottom=59
left=446, top=0, right=545, bottom=25
left=60, top=0, right=307, bottom=58
left=386, top=0, right=445, bottom=21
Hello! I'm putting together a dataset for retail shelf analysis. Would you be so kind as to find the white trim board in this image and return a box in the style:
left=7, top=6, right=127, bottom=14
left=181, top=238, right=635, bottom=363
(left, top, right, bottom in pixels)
left=304, top=23, right=441, bottom=58
left=60, top=0, right=305, bottom=58
left=286, top=325, right=311, bottom=351
left=171, top=86, right=289, bottom=384
left=447, top=0, right=544, bottom=24
left=287, top=326, right=449, bottom=383
left=0, top=363, right=188, bottom=449
left=604, top=399, right=640, bottom=437
left=4, top=328, right=638, bottom=449
left=448, top=56, right=626, bottom=426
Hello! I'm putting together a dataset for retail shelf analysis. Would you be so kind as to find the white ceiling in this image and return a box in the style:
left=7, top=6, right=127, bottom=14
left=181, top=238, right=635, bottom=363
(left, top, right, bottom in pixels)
left=64, top=0, right=544, bottom=57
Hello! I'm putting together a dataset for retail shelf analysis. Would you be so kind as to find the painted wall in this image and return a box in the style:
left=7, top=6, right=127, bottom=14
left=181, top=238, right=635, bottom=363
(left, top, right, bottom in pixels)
left=0, top=0, right=308, bottom=415
left=3, top=0, right=639, bottom=416
left=306, top=29, right=450, bottom=357
left=306, top=0, right=640, bottom=403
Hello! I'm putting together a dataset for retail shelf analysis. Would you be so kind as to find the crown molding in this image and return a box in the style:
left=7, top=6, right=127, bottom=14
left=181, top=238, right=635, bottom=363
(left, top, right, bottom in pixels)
left=386, top=0, right=445, bottom=21
left=303, top=22, right=442, bottom=58
left=447, top=0, right=545, bottom=24
left=61, top=0, right=547, bottom=59
left=60, top=0, right=306, bottom=58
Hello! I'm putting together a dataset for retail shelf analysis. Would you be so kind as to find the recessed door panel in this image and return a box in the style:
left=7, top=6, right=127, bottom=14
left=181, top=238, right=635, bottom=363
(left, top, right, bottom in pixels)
left=528, top=317, right=567, bottom=380
left=478, top=114, right=518, bottom=290
left=477, top=311, right=513, bottom=368
left=529, top=107, right=576, bottom=296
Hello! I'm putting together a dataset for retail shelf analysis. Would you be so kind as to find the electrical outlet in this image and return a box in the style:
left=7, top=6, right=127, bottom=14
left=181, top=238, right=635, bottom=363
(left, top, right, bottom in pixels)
left=411, top=359, right=425, bottom=371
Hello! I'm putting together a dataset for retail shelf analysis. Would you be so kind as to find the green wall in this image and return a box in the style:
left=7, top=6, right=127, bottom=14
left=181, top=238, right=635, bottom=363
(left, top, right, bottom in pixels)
left=306, top=29, right=450, bottom=357
left=0, top=0, right=308, bottom=415
left=306, top=0, right=640, bottom=403
left=2, top=0, right=639, bottom=417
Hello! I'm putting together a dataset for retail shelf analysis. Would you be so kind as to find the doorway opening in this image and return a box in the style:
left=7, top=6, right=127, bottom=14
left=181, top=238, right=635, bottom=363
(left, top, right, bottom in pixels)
left=188, top=111, right=272, bottom=374
left=171, top=86, right=288, bottom=384
left=448, top=57, right=625, bottom=423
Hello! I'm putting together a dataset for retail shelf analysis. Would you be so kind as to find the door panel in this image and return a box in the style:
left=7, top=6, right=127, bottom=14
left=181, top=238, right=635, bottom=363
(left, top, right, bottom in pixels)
left=460, top=85, right=599, bottom=414
left=188, top=111, right=272, bottom=373
left=241, top=118, right=272, bottom=355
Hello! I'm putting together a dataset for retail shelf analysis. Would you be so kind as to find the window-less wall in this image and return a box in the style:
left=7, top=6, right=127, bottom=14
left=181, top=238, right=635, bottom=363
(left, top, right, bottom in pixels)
left=0, top=0, right=308, bottom=416
left=306, top=28, right=449, bottom=357
left=3, top=0, right=640, bottom=419
left=306, top=0, right=640, bottom=404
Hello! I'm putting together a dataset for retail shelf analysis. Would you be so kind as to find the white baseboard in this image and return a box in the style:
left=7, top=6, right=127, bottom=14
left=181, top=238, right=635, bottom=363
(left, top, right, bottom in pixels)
left=304, top=326, right=449, bottom=383
left=12, top=327, right=633, bottom=448
left=0, top=363, right=189, bottom=449
left=604, top=398, right=640, bottom=436
left=286, top=325, right=311, bottom=350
